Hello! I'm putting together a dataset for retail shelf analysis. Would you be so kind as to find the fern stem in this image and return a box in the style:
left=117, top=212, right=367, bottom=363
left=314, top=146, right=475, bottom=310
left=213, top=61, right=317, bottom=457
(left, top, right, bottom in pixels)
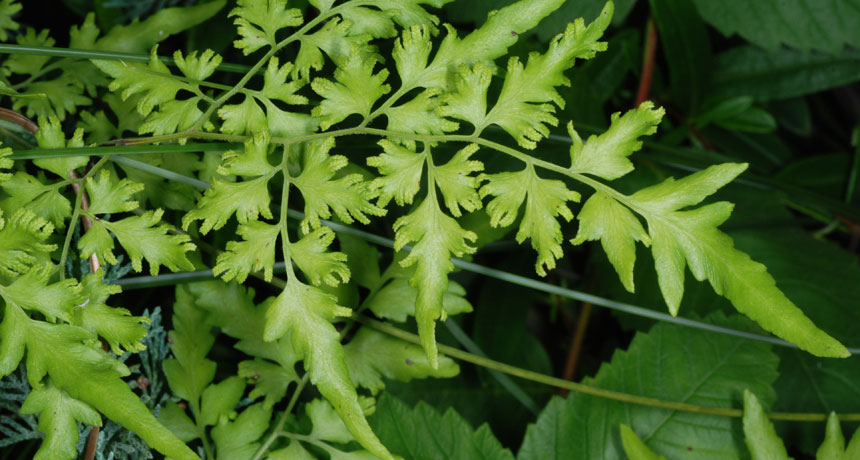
left=0, top=44, right=252, bottom=73
left=355, top=315, right=860, bottom=422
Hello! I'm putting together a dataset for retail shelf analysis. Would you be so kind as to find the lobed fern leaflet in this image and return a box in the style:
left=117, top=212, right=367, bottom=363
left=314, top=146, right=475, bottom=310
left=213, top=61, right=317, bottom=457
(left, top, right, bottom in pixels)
left=0, top=0, right=851, bottom=458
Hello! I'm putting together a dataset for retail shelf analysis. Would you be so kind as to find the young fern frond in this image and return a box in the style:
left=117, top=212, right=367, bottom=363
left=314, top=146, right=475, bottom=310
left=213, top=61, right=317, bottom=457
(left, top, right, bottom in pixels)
left=0, top=0, right=852, bottom=458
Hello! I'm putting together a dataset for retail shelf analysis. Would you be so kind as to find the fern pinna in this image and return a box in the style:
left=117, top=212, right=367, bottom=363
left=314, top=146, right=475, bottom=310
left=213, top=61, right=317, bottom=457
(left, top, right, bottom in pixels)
left=0, top=0, right=849, bottom=459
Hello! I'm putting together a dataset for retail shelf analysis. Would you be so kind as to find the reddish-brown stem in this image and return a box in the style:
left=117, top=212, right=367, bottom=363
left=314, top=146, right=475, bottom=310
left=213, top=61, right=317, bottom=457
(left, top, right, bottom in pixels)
left=69, top=171, right=101, bottom=273
left=635, top=18, right=658, bottom=107
left=560, top=302, right=593, bottom=396
left=69, top=171, right=102, bottom=459
left=0, top=108, right=38, bottom=134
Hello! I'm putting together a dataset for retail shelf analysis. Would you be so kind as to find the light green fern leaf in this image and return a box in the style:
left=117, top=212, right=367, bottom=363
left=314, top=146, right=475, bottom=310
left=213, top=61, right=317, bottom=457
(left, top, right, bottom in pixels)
left=569, top=102, right=664, bottom=180
left=72, top=270, right=149, bottom=355
left=0, top=209, right=55, bottom=277
left=84, top=210, right=196, bottom=276
left=572, top=191, right=649, bottom=292
left=229, top=0, right=303, bottom=55
left=0, top=171, right=72, bottom=228
left=294, top=17, right=377, bottom=81
left=433, top=143, right=484, bottom=217
left=19, top=384, right=102, bottom=460
left=393, top=197, right=477, bottom=367
left=263, top=281, right=395, bottom=460
left=214, top=221, right=280, bottom=283
left=84, top=170, right=143, bottom=215
left=0, top=303, right=198, bottom=460
left=292, top=137, right=385, bottom=232
left=742, top=390, right=792, bottom=460
left=311, top=48, right=390, bottom=129
left=480, top=165, right=580, bottom=276
left=627, top=163, right=848, bottom=357
left=183, top=176, right=273, bottom=234
left=367, top=140, right=427, bottom=208
left=290, top=226, right=350, bottom=287
left=0, top=0, right=21, bottom=41
left=480, top=3, right=612, bottom=148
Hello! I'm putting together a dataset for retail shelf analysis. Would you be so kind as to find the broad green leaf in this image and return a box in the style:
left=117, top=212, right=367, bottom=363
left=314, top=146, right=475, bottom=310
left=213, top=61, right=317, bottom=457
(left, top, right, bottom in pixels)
left=263, top=280, right=394, bottom=460
left=311, top=49, right=390, bottom=129
left=742, top=390, right=791, bottom=460
left=393, top=197, right=477, bottom=367
left=367, top=140, right=427, bottom=208
left=629, top=164, right=849, bottom=357
left=214, top=221, right=280, bottom=283
left=187, top=281, right=301, bottom=371
left=158, top=401, right=198, bottom=443
left=711, top=46, right=860, bottom=102
left=163, top=285, right=217, bottom=405
left=338, top=232, right=381, bottom=289
left=369, top=393, right=515, bottom=460
left=569, top=102, right=664, bottom=180
left=480, top=166, right=579, bottom=276
left=482, top=3, right=611, bottom=148
left=518, top=313, right=779, bottom=460
left=238, top=359, right=297, bottom=410
left=182, top=176, right=273, bottom=234
left=200, top=376, right=246, bottom=426
left=0, top=209, right=55, bottom=277
left=230, top=0, right=303, bottom=55
left=433, top=143, right=484, bottom=217
left=0, top=171, right=72, bottom=228
left=97, top=210, right=195, bottom=276
left=94, top=0, right=226, bottom=54
left=345, top=328, right=459, bottom=394
left=367, top=277, right=473, bottom=323
left=20, top=384, right=101, bottom=460
left=84, top=170, right=143, bottom=215
left=290, top=226, right=350, bottom=287
left=292, top=137, right=385, bottom=232
left=572, top=191, right=650, bottom=292
left=649, top=0, right=712, bottom=112
left=692, top=0, right=860, bottom=54
left=211, top=403, right=272, bottom=460
left=619, top=425, right=666, bottom=460
left=306, top=397, right=360, bottom=444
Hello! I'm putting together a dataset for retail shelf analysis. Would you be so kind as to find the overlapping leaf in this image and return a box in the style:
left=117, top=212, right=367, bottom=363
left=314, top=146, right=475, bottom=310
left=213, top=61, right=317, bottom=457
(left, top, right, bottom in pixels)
left=626, top=164, right=848, bottom=357
left=263, top=280, right=395, bottom=460
left=518, top=314, right=779, bottom=460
